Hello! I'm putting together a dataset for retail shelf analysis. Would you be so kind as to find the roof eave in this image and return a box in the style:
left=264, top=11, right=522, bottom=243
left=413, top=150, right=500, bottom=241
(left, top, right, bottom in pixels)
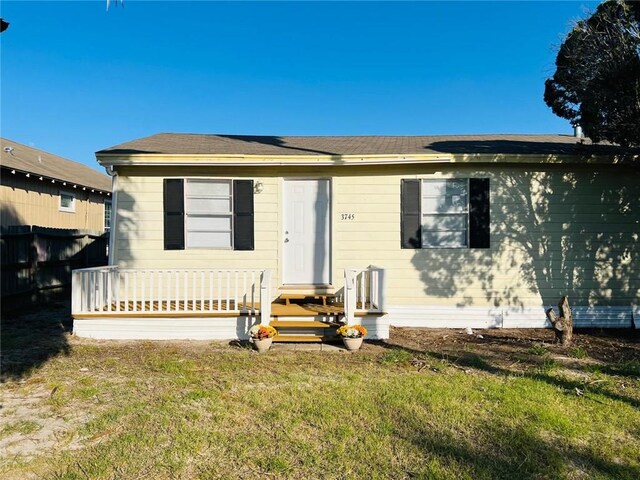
left=1, top=165, right=112, bottom=195
left=95, top=152, right=635, bottom=167
left=97, top=153, right=452, bottom=167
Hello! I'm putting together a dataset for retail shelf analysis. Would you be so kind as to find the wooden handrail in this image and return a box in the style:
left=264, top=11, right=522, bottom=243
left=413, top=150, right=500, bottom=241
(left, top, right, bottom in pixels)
left=344, top=266, right=386, bottom=323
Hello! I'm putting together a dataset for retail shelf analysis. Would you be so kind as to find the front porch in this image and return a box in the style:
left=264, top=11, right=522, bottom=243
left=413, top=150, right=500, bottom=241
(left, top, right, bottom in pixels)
left=71, top=266, right=388, bottom=340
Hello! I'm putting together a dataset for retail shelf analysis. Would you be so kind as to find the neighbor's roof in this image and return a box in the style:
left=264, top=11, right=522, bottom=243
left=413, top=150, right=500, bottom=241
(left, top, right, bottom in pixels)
left=97, top=133, right=634, bottom=157
left=1, top=138, right=111, bottom=192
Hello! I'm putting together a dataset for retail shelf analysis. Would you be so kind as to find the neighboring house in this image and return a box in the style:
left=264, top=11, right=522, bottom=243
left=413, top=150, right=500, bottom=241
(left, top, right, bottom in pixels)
left=72, top=133, right=639, bottom=340
left=0, top=138, right=112, bottom=231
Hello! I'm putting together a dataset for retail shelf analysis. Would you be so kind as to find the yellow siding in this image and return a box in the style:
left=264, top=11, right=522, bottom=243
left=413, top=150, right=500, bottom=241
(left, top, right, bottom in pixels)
left=333, top=165, right=639, bottom=308
left=113, top=164, right=640, bottom=308
left=1, top=173, right=108, bottom=231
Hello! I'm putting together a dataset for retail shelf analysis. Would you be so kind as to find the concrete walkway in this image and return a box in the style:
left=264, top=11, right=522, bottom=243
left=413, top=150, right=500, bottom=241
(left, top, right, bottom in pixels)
left=270, top=342, right=347, bottom=352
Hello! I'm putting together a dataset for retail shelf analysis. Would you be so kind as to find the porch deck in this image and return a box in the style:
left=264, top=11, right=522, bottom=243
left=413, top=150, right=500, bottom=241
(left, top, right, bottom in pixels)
left=71, top=266, right=387, bottom=340
left=73, top=299, right=376, bottom=318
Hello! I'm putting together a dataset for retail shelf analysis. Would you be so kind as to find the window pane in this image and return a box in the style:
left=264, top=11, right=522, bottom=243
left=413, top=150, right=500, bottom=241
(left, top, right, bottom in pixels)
left=422, top=180, right=447, bottom=196
left=187, top=215, right=231, bottom=231
left=104, top=201, right=112, bottom=229
left=421, top=180, right=467, bottom=213
left=422, top=195, right=467, bottom=213
left=186, top=231, right=232, bottom=248
left=422, top=230, right=467, bottom=248
left=185, top=179, right=234, bottom=248
left=422, top=179, right=466, bottom=195
left=60, top=194, right=74, bottom=208
left=187, top=197, right=231, bottom=214
left=188, top=180, right=230, bottom=196
left=445, top=180, right=467, bottom=195
left=422, top=214, right=467, bottom=230
left=420, top=179, right=469, bottom=248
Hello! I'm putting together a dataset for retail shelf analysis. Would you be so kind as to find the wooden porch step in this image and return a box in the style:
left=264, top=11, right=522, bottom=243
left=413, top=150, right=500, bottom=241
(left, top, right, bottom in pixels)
left=278, top=293, right=336, bottom=306
left=278, top=285, right=336, bottom=295
left=271, top=303, right=344, bottom=317
left=279, top=293, right=306, bottom=306
left=279, top=293, right=307, bottom=300
left=270, top=320, right=334, bottom=328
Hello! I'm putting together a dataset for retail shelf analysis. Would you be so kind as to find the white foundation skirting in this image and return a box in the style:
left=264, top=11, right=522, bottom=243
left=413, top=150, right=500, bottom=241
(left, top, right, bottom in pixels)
left=73, top=315, right=390, bottom=340
left=73, top=317, right=256, bottom=340
left=72, top=305, right=635, bottom=340
left=359, top=315, right=390, bottom=340
left=386, top=305, right=635, bottom=329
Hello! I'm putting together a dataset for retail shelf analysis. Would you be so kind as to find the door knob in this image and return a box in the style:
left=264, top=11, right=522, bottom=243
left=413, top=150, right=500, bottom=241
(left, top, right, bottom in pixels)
left=284, top=238, right=289, bottom=243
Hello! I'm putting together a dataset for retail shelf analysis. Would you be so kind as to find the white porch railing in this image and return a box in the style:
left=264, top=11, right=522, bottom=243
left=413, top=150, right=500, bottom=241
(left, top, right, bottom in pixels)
left=344, top=266, right=385, bottom=323
left=72, top=267, right=271, bottom=323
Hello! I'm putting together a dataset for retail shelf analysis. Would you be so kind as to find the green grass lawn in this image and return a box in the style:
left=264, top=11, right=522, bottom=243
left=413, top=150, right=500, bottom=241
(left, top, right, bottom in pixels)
left=1, top=309, right=639, bottom=479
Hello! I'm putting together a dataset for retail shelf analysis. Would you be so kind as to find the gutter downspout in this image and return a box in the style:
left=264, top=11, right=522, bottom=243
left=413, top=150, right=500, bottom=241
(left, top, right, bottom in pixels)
left=105, top=165, right=118, bottom=266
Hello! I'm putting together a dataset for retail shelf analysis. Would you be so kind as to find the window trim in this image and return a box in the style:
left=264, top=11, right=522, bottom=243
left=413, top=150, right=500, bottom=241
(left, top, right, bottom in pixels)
left=59, top=191, right=76, bottom=213
left=184, top=178, right=234, bottom=250
left=420, top=178, right=470, bottom=249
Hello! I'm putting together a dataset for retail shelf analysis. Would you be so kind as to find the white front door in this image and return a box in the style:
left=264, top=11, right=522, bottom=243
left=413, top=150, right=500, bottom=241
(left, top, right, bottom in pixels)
left=283, top=179, right=331, bottom=285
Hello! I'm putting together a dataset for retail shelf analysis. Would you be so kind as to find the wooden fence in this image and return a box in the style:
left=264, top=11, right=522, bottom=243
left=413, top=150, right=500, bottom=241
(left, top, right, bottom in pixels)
left=1, top=225, right=108, bottom=300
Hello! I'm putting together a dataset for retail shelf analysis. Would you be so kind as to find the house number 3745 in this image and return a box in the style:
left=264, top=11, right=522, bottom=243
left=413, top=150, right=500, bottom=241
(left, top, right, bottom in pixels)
left=341, top=213, right=355, bottom=220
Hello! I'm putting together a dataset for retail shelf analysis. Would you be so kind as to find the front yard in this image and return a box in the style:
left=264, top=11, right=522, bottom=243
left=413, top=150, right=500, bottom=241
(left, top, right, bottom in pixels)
left=1, top=304, right=639, bottom=479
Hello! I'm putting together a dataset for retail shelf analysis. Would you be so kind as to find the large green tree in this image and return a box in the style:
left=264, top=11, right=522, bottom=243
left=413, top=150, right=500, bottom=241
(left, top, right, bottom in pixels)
left=544, top=0, right=640, bottom=147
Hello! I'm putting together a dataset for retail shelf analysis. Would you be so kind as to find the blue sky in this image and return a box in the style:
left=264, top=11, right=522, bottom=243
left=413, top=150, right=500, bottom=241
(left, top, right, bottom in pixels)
left=1, top=1, right=598, bottom=171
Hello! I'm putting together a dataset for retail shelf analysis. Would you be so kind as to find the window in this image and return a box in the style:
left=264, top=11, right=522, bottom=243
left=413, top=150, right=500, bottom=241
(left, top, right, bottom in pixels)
left=401, top=178, right=490, bottom=249
left=59, top=192, right=76, bottom=213
left=421, top=179, right=468, bottom=248
left=104, top=200, right=112, bottom=231
left=185, top=179, right=233, bottom=248
left=163, top=178, right=254, bottom=251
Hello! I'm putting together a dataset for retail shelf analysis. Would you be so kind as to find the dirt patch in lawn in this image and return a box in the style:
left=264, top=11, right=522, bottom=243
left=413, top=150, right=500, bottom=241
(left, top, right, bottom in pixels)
left=380, top=325, right=636, bottom=360
left=0, top=385, right=87, bottom=461
left=369, top=326, right=640, bottom=376
left=386, top=326, right=639, bottom=361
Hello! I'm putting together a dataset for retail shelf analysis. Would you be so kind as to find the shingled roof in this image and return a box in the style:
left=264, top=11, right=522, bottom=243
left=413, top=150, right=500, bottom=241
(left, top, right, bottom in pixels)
left=1, top=138, right=111, bottom=192
left=96, top=133, right=634, bottom=157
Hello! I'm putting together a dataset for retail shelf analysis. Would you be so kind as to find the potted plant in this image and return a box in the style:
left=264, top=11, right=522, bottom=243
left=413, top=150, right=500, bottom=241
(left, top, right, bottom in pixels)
left=336, top=325, right=367, bottom=351
left=248, top=325, right=277, bottom=352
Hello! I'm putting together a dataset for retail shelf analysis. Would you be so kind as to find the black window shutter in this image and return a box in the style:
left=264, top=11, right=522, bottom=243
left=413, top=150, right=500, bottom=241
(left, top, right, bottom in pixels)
left=469, top=178, right=490, bottom=249
left=163, top=179, right=185, bottom=250
left=401, top=179, right=422, bottom=249
left=233, top=180, right=254, bottom=251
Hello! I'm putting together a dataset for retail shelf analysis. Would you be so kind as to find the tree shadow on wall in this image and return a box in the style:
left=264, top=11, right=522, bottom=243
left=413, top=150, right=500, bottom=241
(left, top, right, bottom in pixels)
left=110, top=189, right=138, bottom=269
left=410, top=150, right=639, bottom=320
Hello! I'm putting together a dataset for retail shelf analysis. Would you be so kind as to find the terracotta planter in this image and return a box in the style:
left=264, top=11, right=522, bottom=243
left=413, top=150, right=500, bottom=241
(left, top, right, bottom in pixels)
left=342, top=337, right=363, bottom=351
left=253, top=337, right=273, bottom=353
